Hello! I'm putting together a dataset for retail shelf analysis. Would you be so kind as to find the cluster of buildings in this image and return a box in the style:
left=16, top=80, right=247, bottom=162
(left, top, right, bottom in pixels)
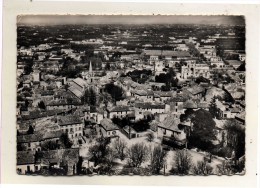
left=16, top=25, right=245, bottom=175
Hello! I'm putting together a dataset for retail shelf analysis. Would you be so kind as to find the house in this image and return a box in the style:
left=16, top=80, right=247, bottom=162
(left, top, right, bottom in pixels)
left=184, top=85, right=205, bottom=99
left=225, top=60, right=243, bottom=69
left=32, top=70, right=41, bottom=82
left=17, top=151, right=40, bottom=174
left=235, top=111, right=245, bottom=125
left=210, top=56, right=225, bottom=68
left=17, top=129, right=63, bottom=152
left=153, top=91, right=173, bottom=103
left=20, top=109, right=65, bottom=121
left=183, top=99, right=209, bottom=110
left=36, top=148, right=80, bottom=175
left=134, top=102, right=165, bottom=120
left=131, top=89, right=154, bottom=102
left=83, top=106, right=98, bottom=123
left=99, top=118, right=120, bottom=137
left=107, top=106, right=135, bottom=119
left=165, top=95, right=187, bottom=114
left=46, top=98, right=81, bottom=111
left=17, top=134, right=41, bottom=152
left=216, top=100, right=241, bottom=119
left=143, top=50, right=191, bottom=65
left=154, top=61, right=166, bottom=75
left=68, top=77, right=88, bottom=99
left=157, top=115, right=187, bottom=147
left=181, top=61, right=210, bottom=79
left=58, top=115, right=83, bottom=139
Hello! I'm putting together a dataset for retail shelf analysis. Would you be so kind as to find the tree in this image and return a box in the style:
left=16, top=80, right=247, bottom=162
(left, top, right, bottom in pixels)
left=146, top=132, right=155, bottom=142
left=224, top=119, right=245, bottom=160
left=216, top=160, right=233, bottom=175
left=89, top=89, right=97, bottom=106
left=171, top=149, right=192, bottom=175
left=192, top=159, right=213, bottom=175
left=81, top=88, right=96, bottom=106
left=38, top=101, right=46, bottom=110
left=127, top=143, right=149, bottom=168
left=209, top=96, right=219, bottom=118
left=150, top=145, right=167, bottom=174
left=60, top=133, right=73, bottom=149
left=105, top=62, right=111, bottom=70
left=88, top=137, right=111, bottom=166
left=168, top=67, right=176, bottom=77
left=97, top=148, right=117, bottom=175
left=27, top=125, right=34, bottom=134
left=183, top=109, right=216, bottom=151
left=237, top=62, right=245, bottom=71
left=104, top=83, right=124, bottom=102
left=76, top=156, right=83, bottom=175
left=112, top=139, right=127, bottom=161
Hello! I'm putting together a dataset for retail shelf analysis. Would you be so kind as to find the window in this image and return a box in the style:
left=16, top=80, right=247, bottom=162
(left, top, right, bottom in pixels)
left=35, top=166, right=38, bottom=171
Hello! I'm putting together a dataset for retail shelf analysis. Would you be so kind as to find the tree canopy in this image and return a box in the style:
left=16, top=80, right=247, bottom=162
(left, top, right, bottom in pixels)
left=104, top=83, right=124, bottom=102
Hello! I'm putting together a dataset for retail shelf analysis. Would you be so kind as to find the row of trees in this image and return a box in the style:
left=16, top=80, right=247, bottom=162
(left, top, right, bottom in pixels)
left=87, top=138, right=240, bottom=175
left=87, top=138, right=167, bottom=175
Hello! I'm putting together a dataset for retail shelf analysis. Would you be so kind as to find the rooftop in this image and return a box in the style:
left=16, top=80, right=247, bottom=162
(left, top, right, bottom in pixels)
left=58, top=115, right=82, bottom=126
left=107, top=105, right=133, bottom=112
left=143, top=50, right=191, bottom=57
left=17, top=151, right=35, bottom=165
left=158, top=114, right=181, bottom=133
left=100, top=118, right=119, bottom=131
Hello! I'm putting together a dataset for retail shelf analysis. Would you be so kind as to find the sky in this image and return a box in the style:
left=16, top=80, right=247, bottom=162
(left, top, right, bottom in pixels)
left=17, top=15, right=245, bottom=26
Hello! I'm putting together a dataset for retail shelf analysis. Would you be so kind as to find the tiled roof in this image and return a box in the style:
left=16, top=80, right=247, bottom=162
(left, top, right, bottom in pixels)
left=68, top=86, right=84, bottom=98
left=135, top=102, right=165, bottom=109
left=17, top=130, right=63, bottom=143
left=158, top=115, right=181, bottom=133
left=134, top=90, right=147, bottom=96
left=154, top=91, right=173, bottom=97
left=183, top=100, right=198, bottom=109
left=143, top=50, right=191, bottom=57
left=186, top=85, right=205, bottom=95
left=17, top=133, right=41, bottom=143
left=100, top=118, right=119, bottom=131
left=41, top=90, right=55, bottom=96
left=236, top=111, right=245, bottom=121
left=42, top=130, right=63, bottom=140
left=107, top=106, right=133, bottom=112
left=17, top=151, right=35, bottom=165
left=46, top=99, right=81, bottom=106
left=21, top=109, right=65, bottom=120
left=230, top=107, right=240, bottom=113
left=58, top=115, right=82, bottom=126
left=167, top=95, right=187, bottom=102
left=73, top=78, right=87, bottom=88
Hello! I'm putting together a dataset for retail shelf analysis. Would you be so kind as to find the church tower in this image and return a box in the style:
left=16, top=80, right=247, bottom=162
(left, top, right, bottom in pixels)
left=89, top=61, right=93, bottom=83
